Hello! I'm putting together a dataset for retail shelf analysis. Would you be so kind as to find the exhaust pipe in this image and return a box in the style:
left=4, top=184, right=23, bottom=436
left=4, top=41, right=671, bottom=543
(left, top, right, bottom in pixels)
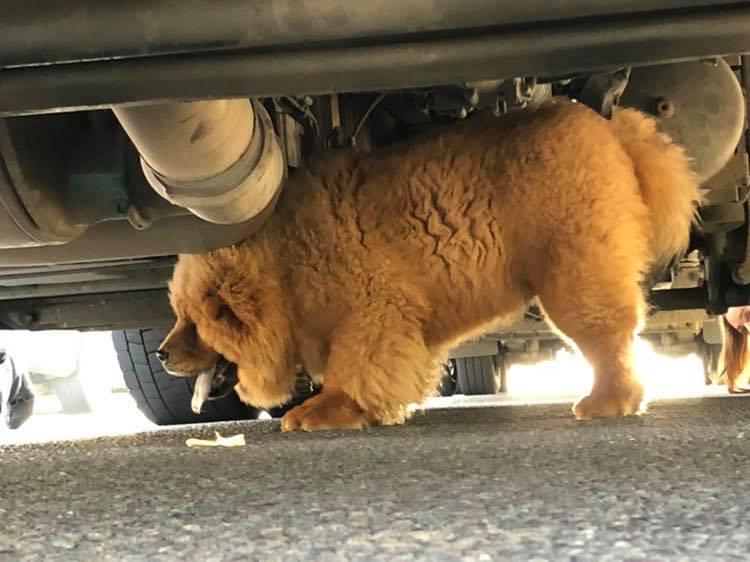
left=112, top=99, right=284, bottom=224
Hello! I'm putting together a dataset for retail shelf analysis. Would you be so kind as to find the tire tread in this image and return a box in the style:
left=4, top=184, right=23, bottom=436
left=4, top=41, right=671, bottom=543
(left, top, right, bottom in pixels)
left=456, top=355, right=500, bottom=395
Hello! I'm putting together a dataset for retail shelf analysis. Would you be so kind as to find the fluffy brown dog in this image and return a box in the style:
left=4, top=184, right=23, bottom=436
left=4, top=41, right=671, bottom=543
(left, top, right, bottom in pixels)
left=160, top=100, right=700, bottom=431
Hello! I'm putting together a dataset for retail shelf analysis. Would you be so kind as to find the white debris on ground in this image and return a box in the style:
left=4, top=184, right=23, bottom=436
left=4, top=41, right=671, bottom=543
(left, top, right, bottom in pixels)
left=185, top=432, right=246, bottom=448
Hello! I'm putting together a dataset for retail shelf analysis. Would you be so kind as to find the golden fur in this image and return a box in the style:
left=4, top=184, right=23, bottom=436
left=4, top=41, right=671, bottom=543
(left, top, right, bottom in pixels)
left=718, top=315, right=750, bottom=392
left=160, top=100, right=700, bottom=430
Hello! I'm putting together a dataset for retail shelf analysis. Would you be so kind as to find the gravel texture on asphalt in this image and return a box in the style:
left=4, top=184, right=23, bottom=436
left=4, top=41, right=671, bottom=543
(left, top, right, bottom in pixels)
left=2, top=396, right=750, bottom=561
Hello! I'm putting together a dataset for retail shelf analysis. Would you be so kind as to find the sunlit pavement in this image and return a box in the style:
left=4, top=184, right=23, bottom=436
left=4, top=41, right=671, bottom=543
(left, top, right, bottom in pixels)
left=0, top=393, right=155, bottom=446
left=0, top=385, right=730, bottom=447
left=0, top=340, right=727, bottom=446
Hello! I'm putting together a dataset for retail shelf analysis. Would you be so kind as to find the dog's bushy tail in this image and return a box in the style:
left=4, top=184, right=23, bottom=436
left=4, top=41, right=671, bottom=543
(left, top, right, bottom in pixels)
left=611, top=108, right=702, bottom=266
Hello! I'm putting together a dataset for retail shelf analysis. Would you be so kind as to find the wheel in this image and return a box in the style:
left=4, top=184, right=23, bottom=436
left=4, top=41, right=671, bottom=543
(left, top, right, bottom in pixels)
left=52, top=371, right=91, bottom=414
left=112, top=329, right=261, bottom=425
left=455, top=355, right=504, bottom=395
left=437, top=360, right=458, bottom=397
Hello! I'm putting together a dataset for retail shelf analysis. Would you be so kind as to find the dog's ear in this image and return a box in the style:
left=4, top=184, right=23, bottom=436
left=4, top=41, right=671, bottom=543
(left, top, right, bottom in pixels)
left=194, top=282, right=245, bottom=333
left=202, top=247, right=264, bottom=329
left=214, top=282, right=261, bottom=330
left=214, top=298, right=246, bottom=331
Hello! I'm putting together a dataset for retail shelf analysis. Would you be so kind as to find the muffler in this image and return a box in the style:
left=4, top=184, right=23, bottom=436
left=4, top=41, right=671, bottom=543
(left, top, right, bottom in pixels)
left=112, top=98, right=284, bottom=224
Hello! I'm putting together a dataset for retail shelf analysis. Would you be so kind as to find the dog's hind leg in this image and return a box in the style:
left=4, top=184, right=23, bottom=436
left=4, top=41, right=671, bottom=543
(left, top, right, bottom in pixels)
left=536, top=242, right=647, bottom=419
left=280, top=302, right=438, bottom=431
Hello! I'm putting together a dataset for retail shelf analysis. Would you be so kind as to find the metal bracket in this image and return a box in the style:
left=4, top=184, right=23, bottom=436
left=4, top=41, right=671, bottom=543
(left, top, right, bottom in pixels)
left=577, top=67, right=631, bottom=119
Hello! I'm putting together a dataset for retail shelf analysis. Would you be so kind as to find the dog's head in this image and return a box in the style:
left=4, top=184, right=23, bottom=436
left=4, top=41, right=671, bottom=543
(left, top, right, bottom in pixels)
left=158, top=315, right=219, bottom=377
left=159, top=252, right=297, bottom=408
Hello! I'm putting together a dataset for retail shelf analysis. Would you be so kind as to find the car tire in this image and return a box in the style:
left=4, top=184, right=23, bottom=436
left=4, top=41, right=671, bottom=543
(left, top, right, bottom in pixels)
left=455, top=355, right=504, bottom=395
left=112, top=328, right=261, bottom=425
left=51, top=370, right=91, bottom=414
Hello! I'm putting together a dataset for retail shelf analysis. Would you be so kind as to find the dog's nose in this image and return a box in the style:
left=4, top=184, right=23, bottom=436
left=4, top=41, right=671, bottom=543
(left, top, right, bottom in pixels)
left=155, top=348, right=169, bottom=362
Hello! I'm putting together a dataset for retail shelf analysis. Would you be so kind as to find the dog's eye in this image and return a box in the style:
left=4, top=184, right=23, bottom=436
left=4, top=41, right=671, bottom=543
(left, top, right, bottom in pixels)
left=216, top=304, right=243, bottom=328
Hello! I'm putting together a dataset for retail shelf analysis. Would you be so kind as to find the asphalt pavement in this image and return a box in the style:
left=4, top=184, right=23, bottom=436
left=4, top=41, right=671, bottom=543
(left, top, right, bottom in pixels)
left=2, top=395, right=750, bottom=561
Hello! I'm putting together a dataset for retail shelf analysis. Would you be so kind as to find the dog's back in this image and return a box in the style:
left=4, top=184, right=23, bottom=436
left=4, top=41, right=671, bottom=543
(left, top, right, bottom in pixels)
left=270, top=100, right=700, bottom=347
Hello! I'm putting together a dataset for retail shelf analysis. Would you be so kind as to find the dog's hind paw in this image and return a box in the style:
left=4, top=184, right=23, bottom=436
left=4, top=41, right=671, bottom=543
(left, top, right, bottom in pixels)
left=572, top=379, right=645, bottom=419
left=280, top=390, right=370, bottom=432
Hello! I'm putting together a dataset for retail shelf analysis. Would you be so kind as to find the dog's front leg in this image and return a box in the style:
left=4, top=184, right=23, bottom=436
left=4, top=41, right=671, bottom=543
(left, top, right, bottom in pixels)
left=280, top=305, right=436, bottom=431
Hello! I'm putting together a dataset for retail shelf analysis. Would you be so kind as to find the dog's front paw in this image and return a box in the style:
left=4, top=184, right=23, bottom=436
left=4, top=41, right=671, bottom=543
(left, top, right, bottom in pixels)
left=572, top=379, right=645, bottom=419
left=280, top=390, right=370, bottom=432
